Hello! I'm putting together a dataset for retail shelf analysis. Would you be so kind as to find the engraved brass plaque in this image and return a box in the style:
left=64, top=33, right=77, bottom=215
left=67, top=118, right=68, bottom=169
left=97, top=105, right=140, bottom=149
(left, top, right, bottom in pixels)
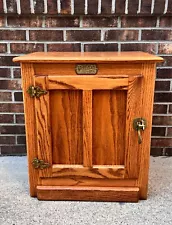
left=75, top=64, right=98, bottom=75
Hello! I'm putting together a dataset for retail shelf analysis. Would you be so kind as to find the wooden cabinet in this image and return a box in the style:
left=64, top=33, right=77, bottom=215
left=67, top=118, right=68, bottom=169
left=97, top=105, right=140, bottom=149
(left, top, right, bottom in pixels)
left=13, top=52, right=163, bottom=202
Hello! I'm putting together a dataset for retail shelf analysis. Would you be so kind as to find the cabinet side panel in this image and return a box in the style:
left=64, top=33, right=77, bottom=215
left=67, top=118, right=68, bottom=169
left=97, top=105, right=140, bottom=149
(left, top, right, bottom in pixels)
left=50, top=90, right=83, bottom=164
left=21, top=63, right=38, bottom=196
left=92, top=90, right=126, bottom=165
left=137, top=63, right=156, bottom=199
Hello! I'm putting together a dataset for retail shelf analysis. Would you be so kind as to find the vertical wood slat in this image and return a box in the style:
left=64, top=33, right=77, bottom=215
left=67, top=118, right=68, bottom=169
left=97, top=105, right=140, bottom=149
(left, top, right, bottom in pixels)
left=137, top=63, right=156, bottom=199
left=125, top=76, right=142, bottom=178
left=34, top=76, right=52, bottom=178
left=83, top=90, right=92, bottom=167
left=21, top=63, right=38, bottom=196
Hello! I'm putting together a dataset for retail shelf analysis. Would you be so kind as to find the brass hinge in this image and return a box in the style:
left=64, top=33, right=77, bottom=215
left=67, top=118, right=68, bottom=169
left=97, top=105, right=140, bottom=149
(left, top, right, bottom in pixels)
left=32, top=158, right=50, bottom=170
left=27, top=86, right=47, bottom=98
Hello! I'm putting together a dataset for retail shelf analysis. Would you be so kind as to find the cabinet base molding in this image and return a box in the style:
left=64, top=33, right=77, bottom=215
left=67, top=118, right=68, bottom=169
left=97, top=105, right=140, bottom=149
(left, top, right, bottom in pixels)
left=37, top=186, right=139, bottom=202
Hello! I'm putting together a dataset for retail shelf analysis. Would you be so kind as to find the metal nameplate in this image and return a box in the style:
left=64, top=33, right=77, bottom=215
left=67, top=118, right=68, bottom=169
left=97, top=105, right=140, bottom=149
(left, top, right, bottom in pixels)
left=75, top=64, right=98, bottom=75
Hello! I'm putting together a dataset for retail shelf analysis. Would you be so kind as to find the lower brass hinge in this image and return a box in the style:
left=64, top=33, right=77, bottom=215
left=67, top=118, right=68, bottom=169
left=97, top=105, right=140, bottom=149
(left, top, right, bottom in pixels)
left=27, top=86, right=47, bottom=98
left=32, top=158, right=50, bottom=170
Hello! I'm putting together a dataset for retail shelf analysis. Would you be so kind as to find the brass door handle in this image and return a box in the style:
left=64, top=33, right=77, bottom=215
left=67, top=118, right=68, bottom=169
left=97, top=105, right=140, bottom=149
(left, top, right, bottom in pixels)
left=133, top=118, right=147, bottom=144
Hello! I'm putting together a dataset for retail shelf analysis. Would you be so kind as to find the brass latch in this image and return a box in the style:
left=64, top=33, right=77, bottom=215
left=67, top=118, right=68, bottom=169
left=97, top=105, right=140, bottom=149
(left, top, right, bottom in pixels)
left=133, top=118, right=147, bottom=144
left=32, top=158, right=50, bottom=170
left=27, top=86, right=47, bottom=98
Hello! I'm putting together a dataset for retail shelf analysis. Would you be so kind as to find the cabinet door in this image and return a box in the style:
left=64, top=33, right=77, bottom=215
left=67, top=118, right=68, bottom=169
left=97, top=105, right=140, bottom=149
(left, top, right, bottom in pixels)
left=34, top=74, right=142, bottom=182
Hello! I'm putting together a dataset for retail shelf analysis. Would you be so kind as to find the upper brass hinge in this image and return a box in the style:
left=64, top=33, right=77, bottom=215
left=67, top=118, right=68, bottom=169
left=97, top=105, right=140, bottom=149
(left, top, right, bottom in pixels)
left=32, top=158, right=50, bottom=170
left=27, top=86, right=47, bottom=98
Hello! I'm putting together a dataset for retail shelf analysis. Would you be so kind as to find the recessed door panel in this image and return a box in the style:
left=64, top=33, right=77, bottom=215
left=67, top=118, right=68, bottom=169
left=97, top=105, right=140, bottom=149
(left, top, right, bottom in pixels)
left=92, top=90, right=127, bottom=165
left=50, top=90, right=83, bottom=164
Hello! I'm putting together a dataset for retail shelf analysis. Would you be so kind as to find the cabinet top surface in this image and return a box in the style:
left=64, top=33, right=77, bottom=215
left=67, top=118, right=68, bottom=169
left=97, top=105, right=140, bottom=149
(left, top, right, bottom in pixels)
left=13, top=51, right=163, bottom=63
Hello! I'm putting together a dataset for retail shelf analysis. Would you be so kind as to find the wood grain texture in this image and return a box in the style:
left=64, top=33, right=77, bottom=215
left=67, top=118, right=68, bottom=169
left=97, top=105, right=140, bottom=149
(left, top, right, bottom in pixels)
left=16, top=52, right=162, bottom=202
left=37, top=186, right=139, bottom=202
left=125, top=76, right=142, bottom=178
left=40, top=178, right=137, bottom=187
left=137, top=63, right=156, bottom=199
left=50, top=90, right=83, bottom=164
left=52, top=165, right=125, bottom=179
left=13, top=52, right=163, bottom=63
left=21, top=63, right=38, bottom=197
left=34, top=76, right=52, bottom=178
left=35, top=63, right=76, bottom=76
left=47, top=76, right=129, bottom=90
left=83, top=91, right=92, bottom=167
left=92, top=90, right=126, bottom=165
left=34, top=63, right=143, bottom=76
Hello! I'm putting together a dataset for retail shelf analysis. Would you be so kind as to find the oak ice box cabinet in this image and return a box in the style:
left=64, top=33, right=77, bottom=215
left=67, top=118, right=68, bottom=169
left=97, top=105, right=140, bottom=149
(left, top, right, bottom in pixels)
left=13, top=52, right=163, bottom=202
